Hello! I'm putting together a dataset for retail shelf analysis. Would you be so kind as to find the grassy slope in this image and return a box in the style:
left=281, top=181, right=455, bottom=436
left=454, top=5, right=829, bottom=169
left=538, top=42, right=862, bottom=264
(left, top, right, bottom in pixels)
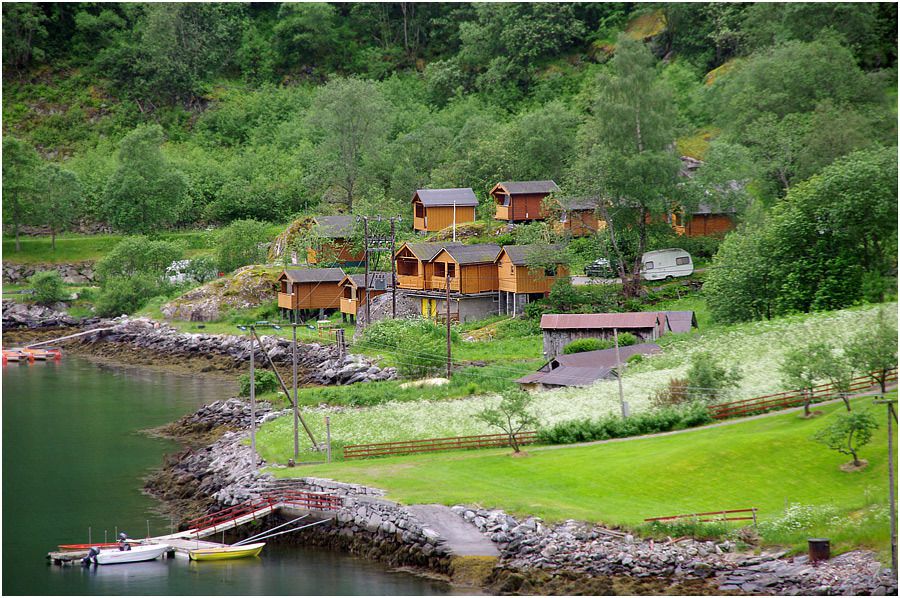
left=274, top=395, right=896, bottom=558
left=2, top=230, right=211, bottom=264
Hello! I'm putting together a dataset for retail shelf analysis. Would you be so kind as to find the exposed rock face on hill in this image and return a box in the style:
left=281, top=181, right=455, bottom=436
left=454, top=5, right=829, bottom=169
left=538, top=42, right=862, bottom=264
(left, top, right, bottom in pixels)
left=268, top=218, right=309, bottom=263
left=160, top=265, right=281, bottom=322
left=3, top=261, right=96, bottom=284
left=1, top=301, right=80, bottom=328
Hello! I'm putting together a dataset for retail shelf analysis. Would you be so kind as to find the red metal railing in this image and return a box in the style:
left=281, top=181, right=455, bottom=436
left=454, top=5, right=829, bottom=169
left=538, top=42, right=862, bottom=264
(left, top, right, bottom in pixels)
left=708, top=369, right=897, bottom=420
left=343, top=431, right=539, bottom=460
left=185, top=490, right=342, bottom=533
left=645, top=507, right=758, bottom=525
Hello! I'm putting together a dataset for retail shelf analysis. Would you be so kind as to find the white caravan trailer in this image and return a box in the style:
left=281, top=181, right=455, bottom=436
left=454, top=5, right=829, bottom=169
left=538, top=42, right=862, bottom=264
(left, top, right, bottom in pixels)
left=641, top=248, right=693, bottom=281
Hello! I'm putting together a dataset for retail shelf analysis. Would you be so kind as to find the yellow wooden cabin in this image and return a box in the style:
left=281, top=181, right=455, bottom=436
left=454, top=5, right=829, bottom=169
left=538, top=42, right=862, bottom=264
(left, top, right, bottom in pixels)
left=490, top=180, right=559, bottom=222
left=556, top=196, right=605, bottom=237
left=429, top=244, right=501, bottom=294
left=496, top=244, right=569, bottom=316
left=306, top=215, right=364, bottom=265
left=411, top=188, right=478, bottom=233
left=338, top=272, right=389, bottom=322
left=277, top=267, right=345, bottom=320
left=394, top=242, right=463, bottom=290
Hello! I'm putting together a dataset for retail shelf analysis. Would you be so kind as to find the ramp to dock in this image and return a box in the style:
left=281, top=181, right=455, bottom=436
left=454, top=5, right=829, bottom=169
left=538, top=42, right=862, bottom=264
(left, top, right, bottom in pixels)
left=406, top=504, right=499, bottom=557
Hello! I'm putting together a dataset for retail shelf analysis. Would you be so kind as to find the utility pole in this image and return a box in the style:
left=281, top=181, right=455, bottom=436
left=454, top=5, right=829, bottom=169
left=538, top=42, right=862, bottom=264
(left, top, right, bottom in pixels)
left=249, top=326, right=256, bottom=453
left=363, top=216, right=370, bottom=326
left=292, top=324, right=299, bottom=461
left=446, top=272, right=452, bottom=379
left=390, top=217, right=397, bottom=318
left=614, top=328, right=627, bottom=418
left=874, top=397, right=898, bottom=573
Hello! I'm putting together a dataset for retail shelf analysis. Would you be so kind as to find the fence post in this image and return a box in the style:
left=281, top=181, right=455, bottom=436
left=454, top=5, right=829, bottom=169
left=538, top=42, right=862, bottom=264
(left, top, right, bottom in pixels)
left=752, top=508, right=758, bottom=528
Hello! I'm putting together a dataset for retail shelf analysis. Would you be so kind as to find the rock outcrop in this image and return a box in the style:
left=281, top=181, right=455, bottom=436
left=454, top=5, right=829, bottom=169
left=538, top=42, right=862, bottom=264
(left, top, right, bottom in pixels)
left=3, top=261, right=96, bottom=284
left=2, top=301, right=80, bottom=329
left=160, top=265, right=281, bottom=322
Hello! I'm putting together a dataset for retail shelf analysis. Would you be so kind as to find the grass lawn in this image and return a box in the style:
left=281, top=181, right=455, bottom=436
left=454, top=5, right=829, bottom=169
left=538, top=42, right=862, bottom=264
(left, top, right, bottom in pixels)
left=2, top=230, right=214, bottom=264
left=271, top=395, right=896, bottom=559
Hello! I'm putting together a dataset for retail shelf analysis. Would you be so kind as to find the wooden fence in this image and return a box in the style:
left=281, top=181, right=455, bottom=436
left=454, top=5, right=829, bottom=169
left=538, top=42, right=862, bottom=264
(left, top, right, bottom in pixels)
left=343, top=431, right=539, bottom=460
left=645, top=508, right=758, bottom=525
left=708, top=369, right=897, bottom=420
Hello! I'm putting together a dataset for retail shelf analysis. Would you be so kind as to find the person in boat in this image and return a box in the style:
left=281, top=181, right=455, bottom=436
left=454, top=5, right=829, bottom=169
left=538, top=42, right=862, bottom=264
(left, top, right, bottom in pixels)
left=118, top=532, right=131, bottom=551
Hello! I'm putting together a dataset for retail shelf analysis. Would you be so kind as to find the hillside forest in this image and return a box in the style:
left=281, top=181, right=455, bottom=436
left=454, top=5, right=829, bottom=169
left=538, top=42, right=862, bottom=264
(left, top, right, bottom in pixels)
left=2, top=2, right=898, bottom=323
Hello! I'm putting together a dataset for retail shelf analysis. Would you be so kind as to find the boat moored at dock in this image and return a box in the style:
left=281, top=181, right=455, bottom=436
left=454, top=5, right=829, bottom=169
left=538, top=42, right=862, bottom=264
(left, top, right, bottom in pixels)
left=189, top=542, right=266, bottom=561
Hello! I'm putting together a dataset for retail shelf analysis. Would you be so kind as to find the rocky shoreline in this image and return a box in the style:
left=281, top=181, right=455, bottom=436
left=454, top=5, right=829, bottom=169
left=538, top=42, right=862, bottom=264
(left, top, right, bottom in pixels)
left=147, top=398, right=898, bottom=596
left=2, top=302, right=396, bottom=385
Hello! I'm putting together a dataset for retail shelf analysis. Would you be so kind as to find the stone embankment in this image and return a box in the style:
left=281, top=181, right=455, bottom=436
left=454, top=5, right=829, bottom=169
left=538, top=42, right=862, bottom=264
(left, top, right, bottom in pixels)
left=3, top=261, right=96, bottom=284
left=151, top=398, right=898, bottom=596
left=1, top=303, right=396, bottom=384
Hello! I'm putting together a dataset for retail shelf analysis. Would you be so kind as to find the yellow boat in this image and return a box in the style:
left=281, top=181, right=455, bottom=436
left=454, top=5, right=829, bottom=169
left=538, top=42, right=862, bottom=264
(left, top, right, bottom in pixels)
left=188, top=542, right=266, bottom=561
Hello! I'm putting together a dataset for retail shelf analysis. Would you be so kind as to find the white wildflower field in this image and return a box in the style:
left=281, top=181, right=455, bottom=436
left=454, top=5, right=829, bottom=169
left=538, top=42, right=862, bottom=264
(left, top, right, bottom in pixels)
left=256, top=304, right=896, bottom=462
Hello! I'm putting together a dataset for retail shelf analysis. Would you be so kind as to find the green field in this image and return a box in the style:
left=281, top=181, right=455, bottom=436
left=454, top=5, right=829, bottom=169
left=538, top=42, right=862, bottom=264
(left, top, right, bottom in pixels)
left=272, top=395, right=896, bottom=559
left=2, top=230, right=213, bottom=264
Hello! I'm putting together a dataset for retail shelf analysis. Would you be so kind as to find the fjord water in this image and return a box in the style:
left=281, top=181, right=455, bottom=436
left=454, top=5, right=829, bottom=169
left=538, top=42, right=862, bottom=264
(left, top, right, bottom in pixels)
left=2, top=356, right=454, bottom=595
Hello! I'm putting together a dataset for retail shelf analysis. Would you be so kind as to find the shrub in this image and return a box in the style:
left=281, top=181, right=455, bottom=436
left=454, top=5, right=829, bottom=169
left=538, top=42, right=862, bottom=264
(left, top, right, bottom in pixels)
left=359, top=317, right=456, bottom=351
left=650, top=378, right=690, bottom=408
left=537, top=403, right=712, bottom=445
left=94, top=274, right=165, bottom=316
left=396, top=336, right=446, bottom=378
left=96, top=237, right=183, bottom=282
left=563, top=338, right=614, bottom=354
left=617, top=332, right=637, bottom=346
left=184, top=256, right=218, bottom=283
left=627, top=353, right=644, bottom=365
left=29, top=271, right=66, bottom=305
left=685, top=351, right=741, bottom=403
left=239, top=370, right=280, bottom=396
left=216, top=219, right=270, bottom=273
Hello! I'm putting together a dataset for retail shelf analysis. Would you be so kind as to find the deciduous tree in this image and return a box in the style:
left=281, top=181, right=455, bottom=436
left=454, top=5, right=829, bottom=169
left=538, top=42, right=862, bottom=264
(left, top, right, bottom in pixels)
left=2, top=137, right=41, bottom=252
left=35, top=164, right=81, bottom=250
left=813, top=410, right=879, bottom=468
left=476, top=389, right=540, bottom=454
left=845, top=308, right=899, bottom=396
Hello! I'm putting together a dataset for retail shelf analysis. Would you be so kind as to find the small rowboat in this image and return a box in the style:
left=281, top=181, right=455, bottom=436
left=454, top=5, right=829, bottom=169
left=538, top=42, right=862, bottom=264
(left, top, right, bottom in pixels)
left=2, top=349, right=30, bottom=362
left=189, top=542, right=266, bottom=561
left=89, top=544, right=171, bottom=565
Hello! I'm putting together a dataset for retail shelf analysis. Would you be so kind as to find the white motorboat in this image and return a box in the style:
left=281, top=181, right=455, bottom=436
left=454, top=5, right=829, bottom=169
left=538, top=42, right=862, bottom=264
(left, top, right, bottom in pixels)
left=87, top=544, right=171, bottom=565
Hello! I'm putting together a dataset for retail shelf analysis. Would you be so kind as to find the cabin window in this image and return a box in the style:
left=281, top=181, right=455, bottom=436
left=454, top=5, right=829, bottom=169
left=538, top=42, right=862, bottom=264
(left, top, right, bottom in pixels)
left=675, top=256, right=690, bottom=266
left=436, top=262, right=456, bottom=278
left=544, top=266, right=557, bottom=277
left=397, top=259, right=417, bottom=276
left=510, top=264, right=516, bottom=274
left=448, top=263, right=456, bottom=278
left=415, top=203, right=424, bottom=218
left=644, top=261, right=654, bottom=270
left=560, top=211, right=568, bottom=223
left=502, top=194, right=511, bottom=207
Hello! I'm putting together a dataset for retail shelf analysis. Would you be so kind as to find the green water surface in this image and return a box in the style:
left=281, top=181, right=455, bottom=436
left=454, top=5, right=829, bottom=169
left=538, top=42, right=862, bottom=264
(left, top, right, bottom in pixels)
left=2, top=356, right=454, bottom=595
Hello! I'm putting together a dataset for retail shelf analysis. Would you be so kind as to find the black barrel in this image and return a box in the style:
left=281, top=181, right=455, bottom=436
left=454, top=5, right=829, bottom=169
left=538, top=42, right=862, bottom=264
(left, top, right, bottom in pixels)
left=808, top=538, right=830, bottom=562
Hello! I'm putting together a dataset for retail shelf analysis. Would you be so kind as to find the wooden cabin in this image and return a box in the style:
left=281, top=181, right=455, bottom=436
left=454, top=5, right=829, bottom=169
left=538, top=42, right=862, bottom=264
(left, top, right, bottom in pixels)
left=338, top=272, right=389, bottom=322
left=430, top=244, right=501, bottom=294
left=394, top=242, right=463, bottom=290
left=677, top=203, right=737, bottom=237
left=490, top=180, right=559, bottom=222
left=277, top=267, right=345, bottom=321
left=411, top=188, right=478, bottom=233
left=556, top=197, right=605, bottom=237
left=306, top=215, right=364, bottom=265
left=496, top=244, right=569, bottom=316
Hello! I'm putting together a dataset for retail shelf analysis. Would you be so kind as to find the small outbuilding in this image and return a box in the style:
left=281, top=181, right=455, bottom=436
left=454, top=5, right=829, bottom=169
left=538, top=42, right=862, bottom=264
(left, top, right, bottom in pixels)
left=540, top=312, right=672, bottom=357
left=678, top=203, right=737, bottom=237
left=496, top=244, right=568, bottom=316
left=412, top=188, right=478, bottom=233
left=430, top=244, right=501, bottom=294
left=517, top=343, right=662, bottom=390
left=394, top=242, right=463, bottom=290
left=277, top=267, right=346, bottom=321
left=490, top=180, right=559, bottom=223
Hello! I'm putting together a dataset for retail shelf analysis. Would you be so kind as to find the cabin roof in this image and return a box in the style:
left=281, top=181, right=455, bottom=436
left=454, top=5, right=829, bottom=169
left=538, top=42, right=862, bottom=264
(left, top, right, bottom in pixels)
left=412, top=188, right=479, bottom=207
left=540, top=312, right=668, bottom=331
left=554, top=343, right=662, bottom=368
left=492, top=180, right=560, bottom=195
left=339, top=272, right=389, bottom=289
left=312, top=215, right=355, bottom=238
left=516, top=343, right=661, bottom=388
left=280, top=268, right=346, bottom=284
left=662, top=310, right=698, bottom=333
left=439, top=243, right=502, bottom=265
left=398, top=242, right=464, bottom=262
left=499, top=244, right=565, bottom=266
left=557, top=196, right=602, bottom=211
left=693, top=202, right=738, bottom=215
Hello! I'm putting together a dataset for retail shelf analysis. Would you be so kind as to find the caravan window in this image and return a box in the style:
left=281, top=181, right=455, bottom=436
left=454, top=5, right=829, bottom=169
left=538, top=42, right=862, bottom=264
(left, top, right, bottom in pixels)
left=676, top=256, right=690, bottom=266
left=644, top=261, right=654, bottom=270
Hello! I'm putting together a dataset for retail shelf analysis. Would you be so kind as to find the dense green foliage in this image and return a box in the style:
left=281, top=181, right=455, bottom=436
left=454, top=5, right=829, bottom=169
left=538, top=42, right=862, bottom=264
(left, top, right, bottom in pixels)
left=683, top=351, right=741, bottom=403
left=94, top=273, right=163, bottom=316
left=705, top=148, right=898, bottom=323
left=845, top=308, right=900, bottom=393
left=563, top=338, right=613, bottom=354
left=28, top=270, right=66, bottom=305
left=537, top=402, right=712, bottom=444
left=214, top=219, right=269, bottom=273
left=95, top=237, right=183, bottom=281
left=239, top=370, right=279, bottom=397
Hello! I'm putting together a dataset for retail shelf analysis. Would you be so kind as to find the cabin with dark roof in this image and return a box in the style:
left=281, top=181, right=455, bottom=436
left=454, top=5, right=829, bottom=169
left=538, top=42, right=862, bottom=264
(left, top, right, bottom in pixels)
left=675, top=203, right=737, bottom=237
left=496, top=244, right=569, bottom=316
left=490, top=180, right=559, bottom=223
left=555, top=196, right=605, bottom=237
left=277, top=267, right=345, bottom=320
left=411, top=188, right=478, bottom=233
left=517, top=343, right=662, bottom=390
left=338, top=272, right=389, bottom=322
left=394, top=241, right=463, bottom=290
left=540, top=312, right=672, bottom=357
left=306, top=215, right=364, bottom=265
left=430, top=244, right=501, bottom=294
